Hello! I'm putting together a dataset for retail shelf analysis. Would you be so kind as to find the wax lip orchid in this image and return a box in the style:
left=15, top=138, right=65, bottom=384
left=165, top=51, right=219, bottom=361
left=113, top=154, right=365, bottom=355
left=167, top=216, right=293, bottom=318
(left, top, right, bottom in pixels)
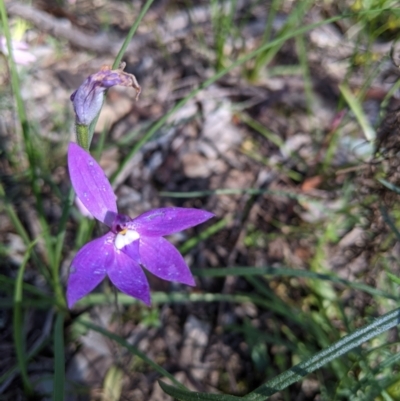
left=67, top=142, right=213, bottom=308
left=70, top=62, right=141, bottom=127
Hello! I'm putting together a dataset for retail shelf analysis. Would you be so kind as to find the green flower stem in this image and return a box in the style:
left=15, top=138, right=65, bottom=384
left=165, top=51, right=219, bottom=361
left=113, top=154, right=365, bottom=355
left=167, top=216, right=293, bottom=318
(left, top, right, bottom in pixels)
left=75, top=124, right=90, bottom=151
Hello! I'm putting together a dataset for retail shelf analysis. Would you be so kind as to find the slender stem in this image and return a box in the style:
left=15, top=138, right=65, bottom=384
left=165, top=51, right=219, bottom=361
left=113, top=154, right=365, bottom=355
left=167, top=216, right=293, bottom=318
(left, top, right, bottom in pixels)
left=112, top=0, right=155, bottom=69
left=54, top=188, right=75, bottom=273
left=53, top=312, right=65, bottom=401
left=75, top=124, right=90, bottom=151
left=13, top=244, right=36, bottom=396
left=0, top=183, right=30, bottom=244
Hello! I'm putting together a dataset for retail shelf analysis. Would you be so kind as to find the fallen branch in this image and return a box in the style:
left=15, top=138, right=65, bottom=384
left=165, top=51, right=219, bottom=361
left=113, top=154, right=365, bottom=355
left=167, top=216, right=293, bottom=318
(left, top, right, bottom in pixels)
left=6, top=1, right=127, bottom=54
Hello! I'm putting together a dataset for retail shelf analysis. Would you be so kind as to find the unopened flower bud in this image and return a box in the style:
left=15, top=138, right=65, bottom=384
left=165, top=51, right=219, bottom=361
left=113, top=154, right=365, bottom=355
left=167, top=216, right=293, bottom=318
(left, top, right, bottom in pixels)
left=70, top=62, right=141, bottom=126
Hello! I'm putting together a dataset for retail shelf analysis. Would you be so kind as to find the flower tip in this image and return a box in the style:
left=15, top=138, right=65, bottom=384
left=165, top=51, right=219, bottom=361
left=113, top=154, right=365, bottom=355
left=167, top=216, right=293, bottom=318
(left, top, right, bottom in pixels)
left=196, top=210, right=215, bottom=225
left=67, top=299, right=76, bottom=309
left=70, top=90, right=77, bottom=102
left=183, top=276, right=196, bottom=287
left=66, top=292, right=78, bottom=309
left=141, top=290, right=152, bottom=307
left=138, top=291, right=151, bottom=307
left=203, top=210, right=215, bottom=220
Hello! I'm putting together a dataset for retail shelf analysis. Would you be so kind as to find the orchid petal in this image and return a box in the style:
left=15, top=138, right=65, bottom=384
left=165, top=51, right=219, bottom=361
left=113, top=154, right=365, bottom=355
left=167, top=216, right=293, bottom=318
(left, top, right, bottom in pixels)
left=139, top=236, right=195, bottom=286
left=68, top=142, right=117, bottom=226
left=128, top=208, right=214, bottom=237
left=67, top=233, right=113, bottom=308
left=120, top=238, right=141, bottom=263
left=107, top=249, right=151, bottom=306
left=74, top=196, right=94, bottom=219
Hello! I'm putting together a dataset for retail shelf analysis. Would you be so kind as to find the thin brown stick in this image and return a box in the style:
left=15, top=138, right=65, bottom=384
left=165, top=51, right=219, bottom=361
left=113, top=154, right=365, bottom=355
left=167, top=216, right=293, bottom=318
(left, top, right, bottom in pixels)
left=6, top=2, right=124, bottom=54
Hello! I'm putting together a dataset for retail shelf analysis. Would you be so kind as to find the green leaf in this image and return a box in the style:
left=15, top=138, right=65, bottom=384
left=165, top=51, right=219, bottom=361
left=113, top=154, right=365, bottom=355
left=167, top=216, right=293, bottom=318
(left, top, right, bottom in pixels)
left=158, top=381, right=243, bottom=401
left=179, top=218, right=229, bottom=254
left=378, top=178, right=400, bottom=195
left=339, top=83, right=376, bottom=142
left=386, top=272, right=400, bottom=286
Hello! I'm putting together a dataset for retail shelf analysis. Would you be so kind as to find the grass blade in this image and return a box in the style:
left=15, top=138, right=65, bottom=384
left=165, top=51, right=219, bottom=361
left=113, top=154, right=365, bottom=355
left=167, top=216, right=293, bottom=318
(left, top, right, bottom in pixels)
left=159, top=380, right=242, bottom=401
left=53, top=312, right=65, bottom=401
left=13, top=242, right=36, bottom=396
left=179, top=218, right=229, bottom=254
left=112, top=0, right=154, bottom=69
left=191, top=266, right=396, bottom=300
left=339, top=83, right=376, bottom=142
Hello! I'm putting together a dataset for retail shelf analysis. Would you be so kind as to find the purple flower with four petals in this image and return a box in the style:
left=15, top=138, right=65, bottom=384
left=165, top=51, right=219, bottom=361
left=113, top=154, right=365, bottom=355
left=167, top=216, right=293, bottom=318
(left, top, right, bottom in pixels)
left=67, top=143, right=213, bottom=308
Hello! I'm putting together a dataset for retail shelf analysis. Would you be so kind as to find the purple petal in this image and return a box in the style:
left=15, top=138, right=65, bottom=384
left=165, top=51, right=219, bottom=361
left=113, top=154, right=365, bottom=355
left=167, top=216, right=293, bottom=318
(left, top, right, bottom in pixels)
left=120, top=238, right=141, bottom=263
left=68, top=142, right=117, bottom=226
left=139, top=236, right=195, bottom=286
left=74, top=196, right=94, bottom=219
left=128, top=208, right=214, bottom=237
left=67, top=233, right=114, bottom=308
left=107, top=248, right=151, bottom=306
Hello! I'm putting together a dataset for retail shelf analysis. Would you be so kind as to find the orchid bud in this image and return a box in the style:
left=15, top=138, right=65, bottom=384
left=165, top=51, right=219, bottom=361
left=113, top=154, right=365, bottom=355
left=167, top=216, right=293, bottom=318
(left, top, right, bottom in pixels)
left=70, top=62, right=141, bottom=127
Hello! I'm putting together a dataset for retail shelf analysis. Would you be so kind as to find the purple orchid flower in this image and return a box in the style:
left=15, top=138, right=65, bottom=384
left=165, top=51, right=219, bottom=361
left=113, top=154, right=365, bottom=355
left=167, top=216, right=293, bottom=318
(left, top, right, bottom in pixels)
left=0, top=36, right=37, bottom=66
left=67, top=142, right=213, bottom=308
left=70, top=62, right=141, bottom=126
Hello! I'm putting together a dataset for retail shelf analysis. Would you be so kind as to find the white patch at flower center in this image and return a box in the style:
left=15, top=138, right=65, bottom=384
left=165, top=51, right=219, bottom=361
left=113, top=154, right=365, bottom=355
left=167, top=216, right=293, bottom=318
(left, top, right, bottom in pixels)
left=115, top=229, right=140, bottom=250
